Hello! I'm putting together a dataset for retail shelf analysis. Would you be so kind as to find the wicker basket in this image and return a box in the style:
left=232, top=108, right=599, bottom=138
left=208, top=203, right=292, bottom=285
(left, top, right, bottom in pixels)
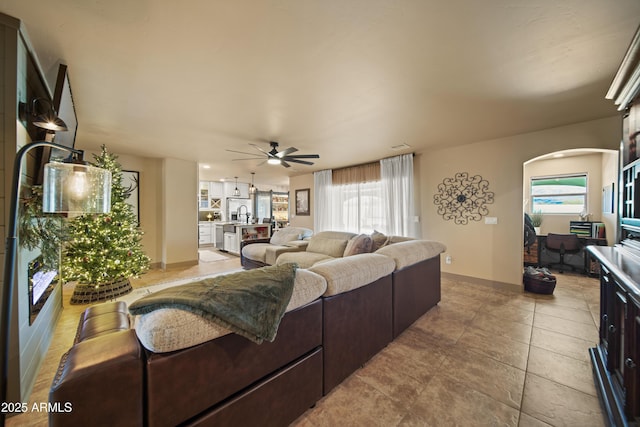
left=70, top=278, right=132, bottom=304
left=523, top=274, right=556, bottom=294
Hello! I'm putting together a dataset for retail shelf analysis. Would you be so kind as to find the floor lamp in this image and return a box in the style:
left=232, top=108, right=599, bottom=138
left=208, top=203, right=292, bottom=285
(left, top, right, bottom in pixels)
left=0, top=140, right=112, bottom=425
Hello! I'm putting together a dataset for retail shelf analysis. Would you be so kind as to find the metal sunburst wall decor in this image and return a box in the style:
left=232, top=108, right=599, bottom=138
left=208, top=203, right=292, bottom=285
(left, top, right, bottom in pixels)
left=434, top=172, right=494, bottom=225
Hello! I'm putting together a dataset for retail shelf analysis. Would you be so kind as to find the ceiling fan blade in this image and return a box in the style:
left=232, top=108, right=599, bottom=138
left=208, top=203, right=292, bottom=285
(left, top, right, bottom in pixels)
left=285, top=158, right=314, bottom=166
left=226, top=149, right=261, bottom=156
left=284, top=154, right=319, bottom=159
left=232, top=157, right=264, bottom=161
left=249, top=143, right=272, bottom=156
left=281, top=160, right=291, bottom=168
left=277, top=147, right=298, bottom=158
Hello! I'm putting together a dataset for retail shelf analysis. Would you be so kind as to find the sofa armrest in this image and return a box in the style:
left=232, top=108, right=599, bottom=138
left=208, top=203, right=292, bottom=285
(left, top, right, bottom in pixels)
left=375, top=240, right=446, bottom=270
left=265, top=243, right=307, bottom=265
left=284, top=240, right=310, bottom=249
left=49, top=330, right=144, bottom=427
left=240, top=237, right=271, bottom=249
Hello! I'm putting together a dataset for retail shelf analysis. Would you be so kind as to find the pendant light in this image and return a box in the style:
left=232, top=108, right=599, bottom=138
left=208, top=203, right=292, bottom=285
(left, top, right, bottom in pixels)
left=249, top=172, right=257, bottom=194
left=233, top=176, right=240, bottom=197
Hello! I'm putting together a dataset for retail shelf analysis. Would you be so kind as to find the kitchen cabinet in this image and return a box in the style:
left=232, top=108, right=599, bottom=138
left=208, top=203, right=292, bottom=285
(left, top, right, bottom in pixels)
left=224, top=231, right=238, bottom=254
left=198, top=222, right=213, bottom=246
left=199, top=181, right=223, bottom=212
left=224, top=182, right=250, bottom=198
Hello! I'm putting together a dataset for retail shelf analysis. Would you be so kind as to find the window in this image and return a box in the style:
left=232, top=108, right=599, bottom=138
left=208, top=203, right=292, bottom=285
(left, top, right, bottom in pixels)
left=333, top=181, right=385, bottom=234
left=531, top=174, right=587, bottom=214
left=314, top=154, right=415, bottom=236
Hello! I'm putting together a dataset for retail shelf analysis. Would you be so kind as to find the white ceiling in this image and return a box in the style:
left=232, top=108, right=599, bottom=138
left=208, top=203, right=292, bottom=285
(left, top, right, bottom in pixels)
left=2, top=1, right=639, bottom=187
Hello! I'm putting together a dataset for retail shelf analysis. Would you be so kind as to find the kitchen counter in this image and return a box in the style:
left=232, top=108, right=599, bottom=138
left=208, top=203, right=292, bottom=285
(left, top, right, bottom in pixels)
left=199, top=222, right=272, bottom=253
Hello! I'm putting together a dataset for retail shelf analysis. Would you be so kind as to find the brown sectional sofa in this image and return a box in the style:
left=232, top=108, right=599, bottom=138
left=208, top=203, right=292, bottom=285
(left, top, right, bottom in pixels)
left=240, top=226, right=313, bottom=269
left=50, top=239, right=445, bottom=427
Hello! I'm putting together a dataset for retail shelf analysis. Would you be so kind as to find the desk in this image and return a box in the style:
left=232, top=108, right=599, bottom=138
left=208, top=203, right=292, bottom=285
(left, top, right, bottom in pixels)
left=524, top=235, right=607, bottom=275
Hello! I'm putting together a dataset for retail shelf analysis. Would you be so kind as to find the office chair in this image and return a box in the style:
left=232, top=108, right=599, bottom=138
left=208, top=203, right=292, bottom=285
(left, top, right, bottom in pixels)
left=543, top=233, right=583, bottom=273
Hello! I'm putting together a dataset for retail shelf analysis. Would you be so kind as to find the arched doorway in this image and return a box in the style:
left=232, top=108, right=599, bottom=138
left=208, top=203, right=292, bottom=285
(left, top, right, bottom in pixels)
left=522, top=148, right=618, bottom=270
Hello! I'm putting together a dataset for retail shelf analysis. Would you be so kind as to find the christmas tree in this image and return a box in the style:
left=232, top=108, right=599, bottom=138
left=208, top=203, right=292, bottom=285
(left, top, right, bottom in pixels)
left=64, top=145, right=149, bottom=303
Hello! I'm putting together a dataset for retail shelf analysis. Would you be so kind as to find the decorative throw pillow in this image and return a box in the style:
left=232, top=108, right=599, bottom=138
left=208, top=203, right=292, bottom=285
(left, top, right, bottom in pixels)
left=370, top=230, right=388, bottom=251
left=343, top=234, right=373, bottom=257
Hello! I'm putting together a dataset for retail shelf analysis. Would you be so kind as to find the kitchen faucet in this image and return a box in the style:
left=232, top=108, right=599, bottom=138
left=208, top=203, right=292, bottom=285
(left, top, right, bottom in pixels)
left=237, top=205, right=249, bottom=223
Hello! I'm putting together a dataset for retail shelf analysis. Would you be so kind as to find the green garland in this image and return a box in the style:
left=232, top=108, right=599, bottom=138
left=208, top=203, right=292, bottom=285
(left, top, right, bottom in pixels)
left=18, top=185, right=66, bottom=270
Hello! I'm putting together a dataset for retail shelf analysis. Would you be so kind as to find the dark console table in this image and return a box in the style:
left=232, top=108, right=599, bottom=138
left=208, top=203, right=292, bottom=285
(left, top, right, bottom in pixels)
left=588, top=245, right=640, bottom=426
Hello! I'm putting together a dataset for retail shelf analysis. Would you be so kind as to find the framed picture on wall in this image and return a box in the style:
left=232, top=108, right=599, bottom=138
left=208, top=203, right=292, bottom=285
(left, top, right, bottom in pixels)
left=121, top=170, right=140, bottom=225
left=295, top=188, right=310, bottom=216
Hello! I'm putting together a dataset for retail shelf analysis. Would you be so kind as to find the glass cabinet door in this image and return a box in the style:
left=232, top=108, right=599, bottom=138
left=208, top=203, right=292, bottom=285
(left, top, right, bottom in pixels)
left=255, top=191, right=272, bottom=222
left=199, top=182, right=209, bottom=209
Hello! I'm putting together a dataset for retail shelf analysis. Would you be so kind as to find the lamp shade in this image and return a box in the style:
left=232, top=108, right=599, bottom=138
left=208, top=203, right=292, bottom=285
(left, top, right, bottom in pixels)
left=42, top=162, right=112, bottom=214
left=33, top=112, right=68, bottom=132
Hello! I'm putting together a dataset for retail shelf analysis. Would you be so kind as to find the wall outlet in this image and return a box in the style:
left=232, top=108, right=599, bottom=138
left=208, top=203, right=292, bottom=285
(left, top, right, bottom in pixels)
left=445, top=255, right=452, bottom=264
left=485, top=216, right=498, bottom=225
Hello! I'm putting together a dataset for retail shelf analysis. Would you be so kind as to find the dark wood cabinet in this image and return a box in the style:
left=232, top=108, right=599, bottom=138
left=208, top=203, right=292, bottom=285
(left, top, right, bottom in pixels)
left=594, top=22, right=640, bottom=426
left=589, top=248, right=640, bottom=426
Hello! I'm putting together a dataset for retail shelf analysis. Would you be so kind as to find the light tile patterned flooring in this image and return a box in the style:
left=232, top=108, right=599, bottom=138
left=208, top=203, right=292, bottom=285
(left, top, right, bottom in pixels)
left=8, top=256, right=605, bottom=426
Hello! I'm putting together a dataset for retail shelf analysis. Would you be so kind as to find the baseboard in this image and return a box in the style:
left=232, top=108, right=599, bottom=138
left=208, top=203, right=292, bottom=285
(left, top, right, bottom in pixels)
left=441, top=272, right=521, bottom=292
left=160, top=260, right=198, bottom=270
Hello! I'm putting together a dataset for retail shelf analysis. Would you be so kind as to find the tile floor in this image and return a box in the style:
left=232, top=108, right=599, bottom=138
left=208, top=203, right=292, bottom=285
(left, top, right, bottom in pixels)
left=294, top=271, right=605, bottom=427
left=7, top=256, right=606, bottom=426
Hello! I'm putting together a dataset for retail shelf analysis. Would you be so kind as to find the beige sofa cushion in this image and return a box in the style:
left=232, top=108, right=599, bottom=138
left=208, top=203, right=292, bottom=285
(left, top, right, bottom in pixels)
left=375, top=240, right=447, bottom=270
left=309, top=253, right=395, bottom=296
left=306, top=237, right=349, bottom=258
left=313, top=231, right=357, bottom=240
left=277, top=252, right=334, bottom=269
left=270, top=227, right=312, bottom=246
left=133, top=269, right=327, bottom=353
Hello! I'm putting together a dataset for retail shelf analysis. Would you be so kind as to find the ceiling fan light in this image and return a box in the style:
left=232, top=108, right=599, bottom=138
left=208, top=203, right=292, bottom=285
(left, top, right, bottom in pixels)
left=268, top=158, right=281, bottom=165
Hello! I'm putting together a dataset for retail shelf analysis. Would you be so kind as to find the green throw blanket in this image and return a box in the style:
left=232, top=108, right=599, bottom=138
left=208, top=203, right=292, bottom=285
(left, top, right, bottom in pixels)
left=129, top=263, right=297, bottom=344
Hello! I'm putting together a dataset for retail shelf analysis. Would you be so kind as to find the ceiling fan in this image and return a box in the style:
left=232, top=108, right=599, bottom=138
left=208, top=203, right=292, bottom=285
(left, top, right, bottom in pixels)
left=226, top=141, right=320, bottom=168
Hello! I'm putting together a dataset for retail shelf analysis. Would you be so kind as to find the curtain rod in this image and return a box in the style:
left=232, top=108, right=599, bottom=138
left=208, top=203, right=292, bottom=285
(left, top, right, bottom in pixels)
left=332, top=152, right=415, bottom=172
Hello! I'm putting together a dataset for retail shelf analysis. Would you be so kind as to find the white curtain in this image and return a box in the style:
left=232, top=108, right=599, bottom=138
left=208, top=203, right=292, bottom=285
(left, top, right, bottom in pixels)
left=313, top=169, right=333, bottom=232
left=331, top=181, right=384, bottom=233
left=381, top=153, right=416, bottom=237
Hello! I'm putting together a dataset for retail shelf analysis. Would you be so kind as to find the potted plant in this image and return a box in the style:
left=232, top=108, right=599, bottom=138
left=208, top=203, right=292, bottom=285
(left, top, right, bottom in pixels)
left=530, top=210, right=543, bottom=235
